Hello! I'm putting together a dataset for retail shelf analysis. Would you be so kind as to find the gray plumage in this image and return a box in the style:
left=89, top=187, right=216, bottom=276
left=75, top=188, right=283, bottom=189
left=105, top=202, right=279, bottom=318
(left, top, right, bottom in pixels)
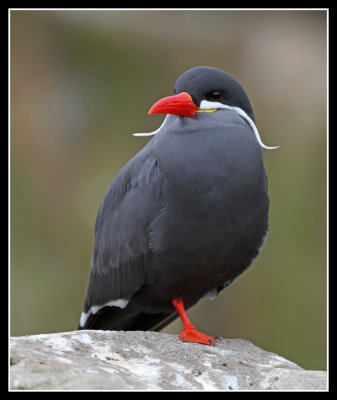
left=79, top=67, right=270, bottom=331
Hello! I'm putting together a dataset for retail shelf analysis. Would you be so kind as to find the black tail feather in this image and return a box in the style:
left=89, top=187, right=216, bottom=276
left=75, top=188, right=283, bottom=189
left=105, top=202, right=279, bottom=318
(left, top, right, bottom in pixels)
left=78, top=305, right=178, bottom=332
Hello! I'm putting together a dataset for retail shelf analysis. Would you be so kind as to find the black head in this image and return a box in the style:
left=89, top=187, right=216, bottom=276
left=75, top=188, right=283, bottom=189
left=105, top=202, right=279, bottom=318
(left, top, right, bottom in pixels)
left=174, top=66, right=255, bottom=121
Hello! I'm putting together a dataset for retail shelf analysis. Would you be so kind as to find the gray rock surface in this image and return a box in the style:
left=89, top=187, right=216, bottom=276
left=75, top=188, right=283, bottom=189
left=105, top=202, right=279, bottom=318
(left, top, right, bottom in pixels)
left=10, top=330, right=327, bottom=391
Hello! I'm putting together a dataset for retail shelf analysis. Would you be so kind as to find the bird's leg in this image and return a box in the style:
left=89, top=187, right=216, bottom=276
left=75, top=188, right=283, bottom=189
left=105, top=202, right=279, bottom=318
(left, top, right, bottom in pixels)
left=172, top=298, right=218, bottom=346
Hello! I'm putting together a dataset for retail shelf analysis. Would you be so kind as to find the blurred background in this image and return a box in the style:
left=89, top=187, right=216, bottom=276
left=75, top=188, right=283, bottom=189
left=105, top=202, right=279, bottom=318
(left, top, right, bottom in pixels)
left=10, top=10, right=327, bottom=371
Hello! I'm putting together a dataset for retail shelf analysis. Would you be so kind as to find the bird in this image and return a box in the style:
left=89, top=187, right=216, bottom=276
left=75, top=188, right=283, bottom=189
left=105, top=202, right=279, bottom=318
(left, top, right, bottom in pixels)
left=78, top=66, right=277, bottom=346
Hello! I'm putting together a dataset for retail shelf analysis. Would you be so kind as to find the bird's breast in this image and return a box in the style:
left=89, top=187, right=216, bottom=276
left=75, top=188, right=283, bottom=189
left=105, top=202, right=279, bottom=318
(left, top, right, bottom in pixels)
left=150, top=114, right=269, bottom=260
left=155, top=112, right=265, bottom=197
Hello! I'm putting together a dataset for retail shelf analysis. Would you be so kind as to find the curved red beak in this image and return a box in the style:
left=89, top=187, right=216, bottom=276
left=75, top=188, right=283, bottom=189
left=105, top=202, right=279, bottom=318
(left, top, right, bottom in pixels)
left=148, top=92, right=198, bottom=118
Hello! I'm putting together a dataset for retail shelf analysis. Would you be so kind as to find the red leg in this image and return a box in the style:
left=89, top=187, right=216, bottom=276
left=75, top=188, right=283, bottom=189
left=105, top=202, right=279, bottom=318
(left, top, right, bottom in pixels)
left=172, top=298, right=218, bottom=346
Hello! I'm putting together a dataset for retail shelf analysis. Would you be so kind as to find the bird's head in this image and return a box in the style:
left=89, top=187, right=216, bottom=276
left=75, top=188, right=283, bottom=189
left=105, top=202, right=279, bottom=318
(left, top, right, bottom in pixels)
left=135, top=66, right=278, bottom=149
left=148, top=66, right=255, bottom=122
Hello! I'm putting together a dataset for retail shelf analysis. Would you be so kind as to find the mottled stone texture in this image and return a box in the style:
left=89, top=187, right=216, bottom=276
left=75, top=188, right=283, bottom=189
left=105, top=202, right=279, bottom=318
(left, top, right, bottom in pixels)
left=10, top=330, right=327, bottom=391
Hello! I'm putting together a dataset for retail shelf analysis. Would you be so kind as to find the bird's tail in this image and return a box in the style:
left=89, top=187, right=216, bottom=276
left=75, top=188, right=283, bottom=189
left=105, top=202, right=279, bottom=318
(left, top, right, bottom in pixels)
left=78, top=305, right=178, bottom=332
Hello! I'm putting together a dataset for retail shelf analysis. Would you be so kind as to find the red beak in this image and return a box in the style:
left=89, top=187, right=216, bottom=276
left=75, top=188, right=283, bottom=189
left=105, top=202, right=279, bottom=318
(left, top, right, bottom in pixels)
left=148, top=92, right=198, bottom=118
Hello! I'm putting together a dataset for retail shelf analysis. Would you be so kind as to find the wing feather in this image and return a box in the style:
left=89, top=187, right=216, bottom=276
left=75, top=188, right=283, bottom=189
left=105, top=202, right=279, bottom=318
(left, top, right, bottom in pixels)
left=82, top=145, right=163, bottom=316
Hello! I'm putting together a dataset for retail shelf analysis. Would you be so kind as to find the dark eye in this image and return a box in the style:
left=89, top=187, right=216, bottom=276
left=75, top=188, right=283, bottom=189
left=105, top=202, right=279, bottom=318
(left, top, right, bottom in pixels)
left=207, top=91, right=221, bottom=100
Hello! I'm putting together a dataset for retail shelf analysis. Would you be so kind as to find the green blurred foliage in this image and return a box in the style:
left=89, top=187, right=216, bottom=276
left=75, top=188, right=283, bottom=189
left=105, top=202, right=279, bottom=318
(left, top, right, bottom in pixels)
left=10, top=10, right=327, bottom=370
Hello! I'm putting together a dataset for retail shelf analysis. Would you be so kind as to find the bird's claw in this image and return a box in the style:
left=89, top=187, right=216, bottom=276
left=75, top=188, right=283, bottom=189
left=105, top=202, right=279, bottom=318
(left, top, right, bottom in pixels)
left=179, top=327, right=218, bottom=346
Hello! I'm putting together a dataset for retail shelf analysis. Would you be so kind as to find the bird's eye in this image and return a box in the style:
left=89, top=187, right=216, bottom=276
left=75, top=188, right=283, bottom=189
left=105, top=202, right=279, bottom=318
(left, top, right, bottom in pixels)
left=207, top=91, right=221, bottom=100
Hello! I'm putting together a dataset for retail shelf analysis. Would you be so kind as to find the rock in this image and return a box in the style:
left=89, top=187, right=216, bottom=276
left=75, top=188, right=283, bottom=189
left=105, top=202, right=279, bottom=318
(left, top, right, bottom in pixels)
left=10, top=330, right=326, bottom=391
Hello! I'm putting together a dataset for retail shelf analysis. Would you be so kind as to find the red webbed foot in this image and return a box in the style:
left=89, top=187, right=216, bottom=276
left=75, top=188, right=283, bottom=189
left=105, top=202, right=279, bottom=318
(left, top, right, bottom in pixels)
left=179, top=327, right=218, bottom=346
left=172, top=298, right=219, bottom=346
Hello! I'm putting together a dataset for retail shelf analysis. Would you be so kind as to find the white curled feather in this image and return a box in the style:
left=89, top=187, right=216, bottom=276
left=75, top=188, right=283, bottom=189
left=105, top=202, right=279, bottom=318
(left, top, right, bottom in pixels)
left=199, top=100, right=279, bottom=150
left=133, top=102, right=279, bottom=150
left=133, top=116, right=169, bottom=137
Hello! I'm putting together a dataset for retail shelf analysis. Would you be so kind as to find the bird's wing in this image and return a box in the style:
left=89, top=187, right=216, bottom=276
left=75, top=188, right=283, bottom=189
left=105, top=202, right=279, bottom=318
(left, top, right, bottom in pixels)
left=80, top=144, right=164, bottom=327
